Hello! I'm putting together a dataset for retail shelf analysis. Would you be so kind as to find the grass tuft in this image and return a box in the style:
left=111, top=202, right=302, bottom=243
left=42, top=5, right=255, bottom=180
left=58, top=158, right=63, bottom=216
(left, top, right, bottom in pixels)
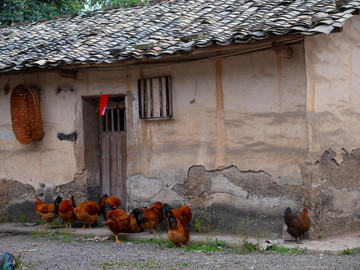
left=185, top=238, right=229, bottom=252
left=264, top=243, right=308, bottom=255
left=341, top=247, right=360, bottom=255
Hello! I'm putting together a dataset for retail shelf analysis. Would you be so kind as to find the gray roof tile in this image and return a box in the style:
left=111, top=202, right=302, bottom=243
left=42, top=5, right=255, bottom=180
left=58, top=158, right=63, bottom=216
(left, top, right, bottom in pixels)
left=0, top=0, right=360, bottom=73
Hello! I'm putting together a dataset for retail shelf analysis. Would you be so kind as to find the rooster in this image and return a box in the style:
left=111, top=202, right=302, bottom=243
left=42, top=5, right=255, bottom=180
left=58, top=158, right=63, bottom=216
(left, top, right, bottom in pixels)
left=103, top=204, right=130, bottom=243
left=58, top=196, right=77, bottom=229
left=35, top=196, right=62, bottom=229
left=0, top=252, right=15, bottom=270
left=130, top=201, right=164, bottom=234
left=163, top=203, right=192, bottom=228
left=166, top=210, right=190, bottom=248
left=283, top=207, right=310, bottom=243
left=99, top=194, right=122, bottom=219
left=74, top=200, right=101, bottom=229
left=128, top=214, right=143, bottom=233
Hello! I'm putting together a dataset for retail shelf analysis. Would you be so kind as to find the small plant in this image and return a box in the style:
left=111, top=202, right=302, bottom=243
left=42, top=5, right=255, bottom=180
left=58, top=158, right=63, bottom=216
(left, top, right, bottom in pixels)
left=98, top=261, right=118, bottom=269
left=165, top=241, right=175, bottom=248
left=50, top=221, right=63, bottom=226
left=20, top=216, right=27, bottom=223
left=117, top=259, right=159, bottom=268
left=185, top=238, right=229, bottom=252
left=341, top=247, right=360, bottom=255
left=193, top=217, right=211, bottom=233
left=317, top=234, right=323, bottom=239
left=233, top=237, right=260, bottom=254
left=264, top=243, right=308, bottom=255
left=194, top=219, right=202, bottom=232
left=14, top=253, right=23, bottom=268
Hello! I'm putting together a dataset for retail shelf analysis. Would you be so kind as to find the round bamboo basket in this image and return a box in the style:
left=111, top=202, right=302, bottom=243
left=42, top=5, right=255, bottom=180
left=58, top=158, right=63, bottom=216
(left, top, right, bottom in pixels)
left=10, top=84, right=44, bottom=144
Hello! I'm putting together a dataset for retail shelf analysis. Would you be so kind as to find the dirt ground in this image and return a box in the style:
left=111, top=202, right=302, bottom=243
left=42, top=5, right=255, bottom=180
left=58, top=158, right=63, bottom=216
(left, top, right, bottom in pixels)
left=0, top=222, right=360, bottom=269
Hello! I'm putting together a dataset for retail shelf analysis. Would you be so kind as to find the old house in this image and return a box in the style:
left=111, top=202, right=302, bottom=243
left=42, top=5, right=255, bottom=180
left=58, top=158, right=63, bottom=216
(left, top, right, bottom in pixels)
left=1, top=0, right=360, bottom=237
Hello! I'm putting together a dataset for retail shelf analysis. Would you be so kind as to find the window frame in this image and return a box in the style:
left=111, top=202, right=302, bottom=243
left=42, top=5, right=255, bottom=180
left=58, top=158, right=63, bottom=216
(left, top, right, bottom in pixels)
left=138, top=76, right=173, bottom=120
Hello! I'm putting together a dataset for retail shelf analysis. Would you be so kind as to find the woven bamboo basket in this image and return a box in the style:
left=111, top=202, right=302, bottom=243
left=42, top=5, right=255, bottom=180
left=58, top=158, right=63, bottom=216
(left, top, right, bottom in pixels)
left=10, top=84, right=44, bottom=144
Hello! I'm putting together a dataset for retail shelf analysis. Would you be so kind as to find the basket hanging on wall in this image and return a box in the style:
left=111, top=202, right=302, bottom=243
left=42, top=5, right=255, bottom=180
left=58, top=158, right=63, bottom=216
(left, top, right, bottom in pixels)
left=10, top=84, right=44, bottom=144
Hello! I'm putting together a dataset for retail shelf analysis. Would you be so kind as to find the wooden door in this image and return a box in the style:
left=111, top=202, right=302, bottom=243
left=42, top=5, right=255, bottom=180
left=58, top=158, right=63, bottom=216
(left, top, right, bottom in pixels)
left=100, top=98, right=127, bottom=209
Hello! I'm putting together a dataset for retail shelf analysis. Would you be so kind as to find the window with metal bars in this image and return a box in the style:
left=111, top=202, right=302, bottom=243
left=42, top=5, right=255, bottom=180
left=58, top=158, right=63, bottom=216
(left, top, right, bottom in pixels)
left=138, top=76, right=173, bottom=119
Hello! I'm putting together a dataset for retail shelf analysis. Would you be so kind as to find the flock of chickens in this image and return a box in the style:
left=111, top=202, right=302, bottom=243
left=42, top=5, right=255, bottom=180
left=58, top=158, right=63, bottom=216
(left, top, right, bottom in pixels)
left=34, top=195, right=192, bottom=248
left=34, top=195, right=310, bottom=248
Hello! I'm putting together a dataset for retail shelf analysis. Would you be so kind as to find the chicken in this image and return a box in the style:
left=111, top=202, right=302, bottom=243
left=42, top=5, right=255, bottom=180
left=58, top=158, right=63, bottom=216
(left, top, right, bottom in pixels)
left=99, top=194, right=122, bottom=219
left=74, top=200, right=101, bottom=229
left=163, top=203, right=192, bottom=228
left=283, top=207, right=310, bottom=243
left=128, top=215, right=143, bottom=233
left=103, top=204, right=130, bottom=243
left=166, top=209, right=190, bottom=248
left=35, top=196, right=62, bottom=229
left=130, top=201, right=164, bottom=234
left=0, top=252, right=15, bottom=270
left=58, top=196, right=77, bottom=229
left=99, top=193, right=109, bottom=209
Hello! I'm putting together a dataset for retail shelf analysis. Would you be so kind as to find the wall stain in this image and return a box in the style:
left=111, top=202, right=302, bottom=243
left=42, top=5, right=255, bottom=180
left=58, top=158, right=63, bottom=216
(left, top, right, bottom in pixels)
left=139, top=69, right=149, bottom=175
left=348, top=20, right=353, bottom=134
left=276, top=54, right=283, bottom=145
left=215, top=60, right=226, bottom=167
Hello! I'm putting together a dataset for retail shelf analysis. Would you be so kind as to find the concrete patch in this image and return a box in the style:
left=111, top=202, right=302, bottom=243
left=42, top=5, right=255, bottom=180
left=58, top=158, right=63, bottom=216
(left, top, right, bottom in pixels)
left=0, top=179, right=36, bottom=221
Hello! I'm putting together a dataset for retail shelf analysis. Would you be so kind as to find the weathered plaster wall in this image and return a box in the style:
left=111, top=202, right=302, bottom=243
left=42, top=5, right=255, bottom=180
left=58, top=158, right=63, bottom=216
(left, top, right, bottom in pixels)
left=1, top=17, right=359, bottom=235
left=0, top=73, right=86, bottom=220
left=0, top=73, right=78, bottom=188
left=305, top=16, right=360, bottom=161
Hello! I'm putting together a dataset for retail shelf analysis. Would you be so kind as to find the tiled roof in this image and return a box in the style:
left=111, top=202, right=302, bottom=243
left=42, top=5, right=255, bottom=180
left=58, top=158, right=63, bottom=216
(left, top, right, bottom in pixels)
left=0, top=0, right=359, bottom=73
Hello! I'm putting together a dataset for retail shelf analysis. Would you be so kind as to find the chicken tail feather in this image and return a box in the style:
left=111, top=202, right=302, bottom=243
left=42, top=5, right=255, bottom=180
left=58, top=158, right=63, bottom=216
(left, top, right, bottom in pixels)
left=283, top=207, right=291, bottom=219
left=0, top=252, right=15, bottom=270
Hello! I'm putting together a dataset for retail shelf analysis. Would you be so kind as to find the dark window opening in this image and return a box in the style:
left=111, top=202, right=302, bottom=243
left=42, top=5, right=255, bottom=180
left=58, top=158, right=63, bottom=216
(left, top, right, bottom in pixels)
left=138, top=76, right=173, bottom=119
left=102, top=97, right=125, bottom=132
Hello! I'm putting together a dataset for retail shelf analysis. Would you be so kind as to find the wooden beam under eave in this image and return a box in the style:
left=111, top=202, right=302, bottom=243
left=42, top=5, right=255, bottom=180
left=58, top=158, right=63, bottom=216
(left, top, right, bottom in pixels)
left=272, top=42, right=293, bottom=59
left=57, top=69, right=78, bottom=79
left=58, top=35, right=305, bottom=71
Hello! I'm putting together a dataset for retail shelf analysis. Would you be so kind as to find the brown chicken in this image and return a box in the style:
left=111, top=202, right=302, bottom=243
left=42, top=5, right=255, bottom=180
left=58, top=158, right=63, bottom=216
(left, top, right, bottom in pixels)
left=74, top=200, right=101, bottom=229
left=103, top=204, right=130, bottom=243
left=283, top=207, right=310, bottom=243
left=58, top=196, right=77, bottom=229
left=167, top=210, right=190, bottom=248
left=130, top=201, right=164, bottom=234
left=99, top=194, right=122, bottom=219
left=35, top=196, right=62, bottom=229
left=128, top=215, right=143, bottom=233
left=163, top=203, right=192, bottom=228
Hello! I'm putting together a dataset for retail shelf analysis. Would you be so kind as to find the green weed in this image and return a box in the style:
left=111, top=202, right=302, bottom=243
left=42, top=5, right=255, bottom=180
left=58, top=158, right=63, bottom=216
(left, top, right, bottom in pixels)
left=117, top=259, right=159, bottom=268
left=98, top=261, right=118, bottom=269
left=341, top=247, right=360, bottom=255
left=31, top=229, right=80, bottom=243
left=233, top=237, right=260, bottom=254
left=264, top=243, right=308, bottom=255
left=14, top=253, right=23, bottom=268
left=185, top=238, right=229, bottom=252
left=317, top=234, right=323, bottom=240
left=193, top=217, right=211, bottom=233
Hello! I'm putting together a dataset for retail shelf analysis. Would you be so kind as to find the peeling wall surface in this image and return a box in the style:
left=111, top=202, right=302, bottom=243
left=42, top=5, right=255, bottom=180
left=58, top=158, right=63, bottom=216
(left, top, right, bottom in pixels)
left=0, top=18, right=359, bottom=237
